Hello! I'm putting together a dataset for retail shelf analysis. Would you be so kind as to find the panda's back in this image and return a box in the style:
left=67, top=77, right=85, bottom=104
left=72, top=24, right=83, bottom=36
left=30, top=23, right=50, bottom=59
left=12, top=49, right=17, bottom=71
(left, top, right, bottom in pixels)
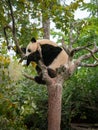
left=39, top=43, right=68, bottom=70
left=37, top=39, right=58, bottom=46
left=48, top=49, right=68, bottom=70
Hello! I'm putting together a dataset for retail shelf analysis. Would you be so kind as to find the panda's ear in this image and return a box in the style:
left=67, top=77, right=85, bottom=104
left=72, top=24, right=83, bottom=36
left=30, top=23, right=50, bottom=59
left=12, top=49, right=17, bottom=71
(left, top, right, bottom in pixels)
left=31, top=37, right=36, bottom=43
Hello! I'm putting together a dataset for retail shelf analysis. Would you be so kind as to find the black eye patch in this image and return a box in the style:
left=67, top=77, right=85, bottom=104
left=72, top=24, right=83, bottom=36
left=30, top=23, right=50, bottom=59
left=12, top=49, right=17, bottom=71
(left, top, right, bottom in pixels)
left=28, top=49, right=31, bottom=52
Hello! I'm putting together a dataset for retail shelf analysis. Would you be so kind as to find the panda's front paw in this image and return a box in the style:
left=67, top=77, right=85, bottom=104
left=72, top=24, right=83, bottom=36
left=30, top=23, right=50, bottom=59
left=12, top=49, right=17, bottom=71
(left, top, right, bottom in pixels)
left=34, top=76, right=46, bottom=85
left=56, top=65, right=66, bottom=74
left=47, top=68, right=57, bottom=78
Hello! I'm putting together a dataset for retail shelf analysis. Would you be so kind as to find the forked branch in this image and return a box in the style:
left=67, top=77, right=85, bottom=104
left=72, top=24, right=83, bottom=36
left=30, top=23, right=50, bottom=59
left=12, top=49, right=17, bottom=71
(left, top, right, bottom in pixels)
left=85, top=48, right=98, bottom=61
left=70, top=43, right=93, bottom=56
left=75, top=46, right=98, bottom=67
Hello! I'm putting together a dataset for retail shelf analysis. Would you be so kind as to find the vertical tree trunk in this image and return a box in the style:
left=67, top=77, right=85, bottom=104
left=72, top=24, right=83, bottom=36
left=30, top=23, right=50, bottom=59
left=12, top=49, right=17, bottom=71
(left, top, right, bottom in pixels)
left=47, top=83, right=63, bottom=130
left=42, top=17, right=50, bottom=39
left=42, top=11, right=63, bottom=130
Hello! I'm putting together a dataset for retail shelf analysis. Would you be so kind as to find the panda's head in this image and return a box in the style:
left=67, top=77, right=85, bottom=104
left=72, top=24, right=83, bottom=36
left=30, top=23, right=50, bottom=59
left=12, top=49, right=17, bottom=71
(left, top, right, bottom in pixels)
left=25, top=37, right=58, bottom=66
left=25, top=37, right=41, bottom=66
left=26, top=37, right=38, bottom=56
left=26, top=37, right=58, bottom=56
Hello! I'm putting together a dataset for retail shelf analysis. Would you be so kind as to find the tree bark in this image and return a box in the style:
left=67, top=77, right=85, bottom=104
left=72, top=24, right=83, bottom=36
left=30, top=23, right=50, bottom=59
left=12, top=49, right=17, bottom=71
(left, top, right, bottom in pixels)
left=42, top=9, right=62, bottom=130
left=42, top=17, right=50, bottom=39
left=47, top=82, right=63, bottom=130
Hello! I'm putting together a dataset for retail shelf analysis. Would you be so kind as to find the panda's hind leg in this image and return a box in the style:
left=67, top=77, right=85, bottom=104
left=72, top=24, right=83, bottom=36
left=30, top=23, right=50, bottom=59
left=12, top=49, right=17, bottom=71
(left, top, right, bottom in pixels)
left=35, top=66, right=56, bottom=84
left=35, top=65, right=46, bottom=85
left=47, top=68, right=57, bottom=78
left=34, top=76, right=46, bottom=85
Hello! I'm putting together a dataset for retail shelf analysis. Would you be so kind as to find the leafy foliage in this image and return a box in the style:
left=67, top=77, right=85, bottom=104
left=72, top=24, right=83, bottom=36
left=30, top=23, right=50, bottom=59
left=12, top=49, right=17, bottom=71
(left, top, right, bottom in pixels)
left=0, top=0, right=98, bottom=129
left=61, top=67, right=98, bottom=128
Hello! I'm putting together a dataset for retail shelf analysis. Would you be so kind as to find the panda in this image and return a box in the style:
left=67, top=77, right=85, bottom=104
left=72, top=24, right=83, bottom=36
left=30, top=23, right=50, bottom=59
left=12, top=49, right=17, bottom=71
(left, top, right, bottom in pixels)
left=26, top=37, right=68, bottom=84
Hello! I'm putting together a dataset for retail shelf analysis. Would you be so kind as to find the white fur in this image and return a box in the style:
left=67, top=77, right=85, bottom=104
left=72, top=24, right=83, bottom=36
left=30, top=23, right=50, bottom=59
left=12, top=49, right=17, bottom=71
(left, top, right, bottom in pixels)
left=48, top=49, right=68, bottom=70
left=26, top=39, right=58, bottom=56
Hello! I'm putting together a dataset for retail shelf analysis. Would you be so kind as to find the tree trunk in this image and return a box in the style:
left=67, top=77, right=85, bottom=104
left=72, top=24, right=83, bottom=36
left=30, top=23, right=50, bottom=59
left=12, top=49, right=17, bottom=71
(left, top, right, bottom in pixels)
left=42, top=11, right=62, bottom=130
left=42, top=17, right=50, bottom=39
left=47, top=82, right=63, bottom=130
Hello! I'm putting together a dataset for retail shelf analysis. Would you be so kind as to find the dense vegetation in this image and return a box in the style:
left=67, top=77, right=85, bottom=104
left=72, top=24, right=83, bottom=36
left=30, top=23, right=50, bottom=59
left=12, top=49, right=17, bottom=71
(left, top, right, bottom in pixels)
left=0, top=0, right=98, bottom=129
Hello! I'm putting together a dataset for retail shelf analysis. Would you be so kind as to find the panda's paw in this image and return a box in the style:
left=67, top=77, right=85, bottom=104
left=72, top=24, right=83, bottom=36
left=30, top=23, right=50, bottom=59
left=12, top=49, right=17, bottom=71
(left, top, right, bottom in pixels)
left=47, top=68, right=57, bottom=78
left=34, top=76, right=46, bottom=85
left=56, top=65, right=66, bottom=74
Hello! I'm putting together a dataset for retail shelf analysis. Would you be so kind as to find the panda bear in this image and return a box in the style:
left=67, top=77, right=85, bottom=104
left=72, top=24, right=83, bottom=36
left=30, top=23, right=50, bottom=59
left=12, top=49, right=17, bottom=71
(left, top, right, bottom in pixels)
left=26, top=37, right=68, bottom=84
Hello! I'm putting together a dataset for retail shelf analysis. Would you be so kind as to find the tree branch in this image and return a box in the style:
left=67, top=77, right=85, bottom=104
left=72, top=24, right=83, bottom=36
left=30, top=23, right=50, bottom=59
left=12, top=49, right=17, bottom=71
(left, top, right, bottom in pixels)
left=71, top=30, right=80, bottom=44
left=61, top=38, right=70, bottom=55
left=79, top=62, right=98, bottom=67
left=8, top=0, right=15, bottom=34
left=70, top=43, right=93, bottom=56
left=3, top=25, right=12, bottom=49
left=75, top=46, right=98, bottom=66
left=38, top=60, right=52, bottom=85
left=4, top=0, right=24, bottom=57
left=23, top=73, right=35, bottom=80
left=68, top=21, right=81, bottom=48
left=85, top=48, right=98, bottom=61
left=69, top=22, right=73, bottom=50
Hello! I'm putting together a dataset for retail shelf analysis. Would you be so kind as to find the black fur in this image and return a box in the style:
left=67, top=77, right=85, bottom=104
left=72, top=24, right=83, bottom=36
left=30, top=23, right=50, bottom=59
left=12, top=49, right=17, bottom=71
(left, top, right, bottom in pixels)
left=41, top=44, right=62, bottom=66
left=16, top=47, right=26, bottom=54
left=31, top=37, right=36, bottom=43
left=34, top=75, right=46, bottom=85
left=36, top=65, right=42, bottom=75
left=26, top=43, right=62, bottom=84
left=21, top=47, right=26, bottom=53
left=47, top=68, right=57, bottom=78
left=35, top=65, right=46, bottom=84
left=27, top=51, right=40, bottom=66
left=27, top=44, right=62, bottom=66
